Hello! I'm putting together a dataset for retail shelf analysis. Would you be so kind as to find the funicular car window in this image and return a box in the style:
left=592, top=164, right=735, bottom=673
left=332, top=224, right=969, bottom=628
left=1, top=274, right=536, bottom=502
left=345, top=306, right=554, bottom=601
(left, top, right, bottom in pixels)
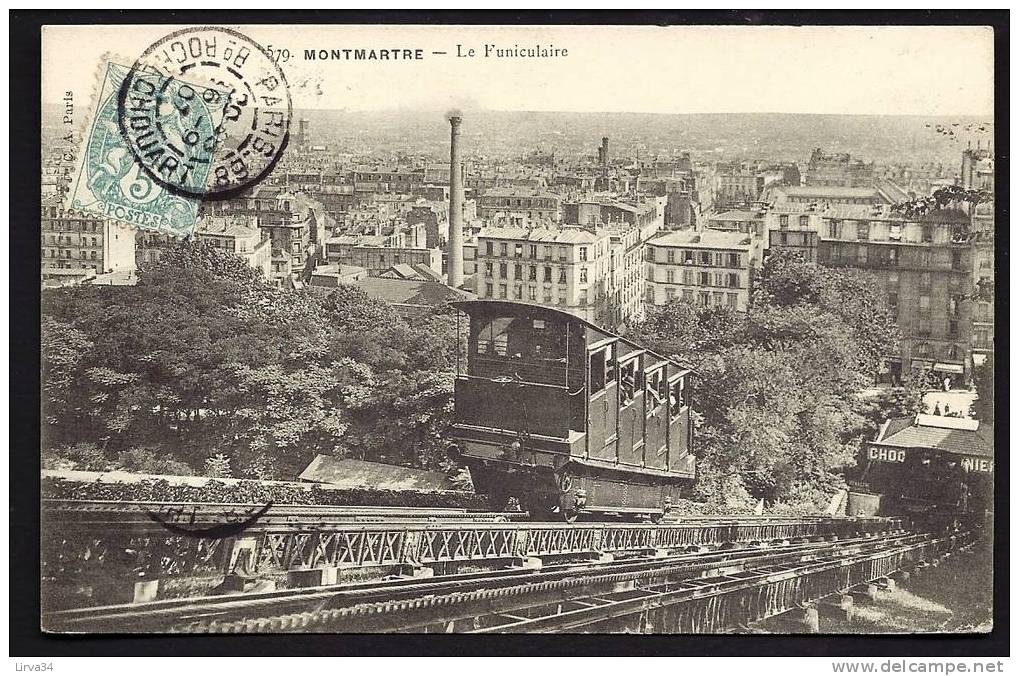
left=472, top=312, right=575, bottom=385
left=669, top=376, right=687, bottom=418
left=646, top=365, right=667, bottom=407
left=589, top=343, right=616, bottom=395
left=619, top=357, right=641, bottom=406
left=476, top=317, right=512, bottom=358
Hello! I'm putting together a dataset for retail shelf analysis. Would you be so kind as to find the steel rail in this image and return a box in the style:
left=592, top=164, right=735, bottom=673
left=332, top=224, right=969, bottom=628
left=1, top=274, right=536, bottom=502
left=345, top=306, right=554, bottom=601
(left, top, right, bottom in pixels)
left=472, top=534, right=961, bottom=633
left=42, top=531, right=926, bottom=633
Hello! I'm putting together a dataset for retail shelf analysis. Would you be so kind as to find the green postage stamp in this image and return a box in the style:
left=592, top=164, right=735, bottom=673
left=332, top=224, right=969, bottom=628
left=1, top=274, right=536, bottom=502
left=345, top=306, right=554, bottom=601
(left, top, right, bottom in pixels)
left=66, top=60, right=224, bottom=237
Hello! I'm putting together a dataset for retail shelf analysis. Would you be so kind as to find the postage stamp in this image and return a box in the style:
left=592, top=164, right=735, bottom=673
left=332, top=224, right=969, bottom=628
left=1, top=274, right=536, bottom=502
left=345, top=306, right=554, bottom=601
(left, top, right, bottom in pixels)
left=118, top=26, right=292, bottom=200
left=66, top=59, right=217, bottom=237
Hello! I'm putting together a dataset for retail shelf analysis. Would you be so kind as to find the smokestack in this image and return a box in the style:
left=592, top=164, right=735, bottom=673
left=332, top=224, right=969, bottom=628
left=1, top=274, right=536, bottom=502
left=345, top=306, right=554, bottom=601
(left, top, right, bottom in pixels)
left=447, top=112, right=465, bottom=289
left=601, top=136, right=609, bottom=167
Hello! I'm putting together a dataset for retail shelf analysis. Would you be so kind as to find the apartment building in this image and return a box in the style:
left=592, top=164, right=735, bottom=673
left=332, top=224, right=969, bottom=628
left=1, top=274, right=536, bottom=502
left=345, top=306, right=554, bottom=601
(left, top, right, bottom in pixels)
left=473, top=226, right=612, bottom=325
left=645, top=229, right=761, bottom=311
left=41, top=196, right=135, bottom=286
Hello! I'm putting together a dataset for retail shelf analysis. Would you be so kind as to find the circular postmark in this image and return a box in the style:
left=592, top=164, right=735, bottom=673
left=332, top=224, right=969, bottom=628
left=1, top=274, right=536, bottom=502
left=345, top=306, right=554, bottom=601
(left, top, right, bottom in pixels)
left=117, top=26, right=291, bottom=200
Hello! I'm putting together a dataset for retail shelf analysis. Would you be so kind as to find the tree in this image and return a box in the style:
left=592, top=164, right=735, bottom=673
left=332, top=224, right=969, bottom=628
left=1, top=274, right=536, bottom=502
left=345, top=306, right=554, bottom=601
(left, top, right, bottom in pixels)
left=41, top=239, right=463, bottom=480
left=204, top=453, right=233, bottom=478
left=626, top=253, right=900, bottom=512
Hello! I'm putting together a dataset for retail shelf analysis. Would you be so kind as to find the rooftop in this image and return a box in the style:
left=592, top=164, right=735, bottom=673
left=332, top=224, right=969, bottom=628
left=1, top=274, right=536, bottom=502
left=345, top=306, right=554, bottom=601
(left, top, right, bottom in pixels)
left=649, top=229, right=753, bottom=249
left=196, top=217, right=260, bottom=239
left=874, top=414, right=993, bottom=458
left=776, top=186, right=880, bottom=199
left=476, top=226, right=605, bottom=244
left=481, top=186, right=558, bottom=199
left=708, top=209, right=765, bottom=222
left=299, top=455, right=454, bottom=491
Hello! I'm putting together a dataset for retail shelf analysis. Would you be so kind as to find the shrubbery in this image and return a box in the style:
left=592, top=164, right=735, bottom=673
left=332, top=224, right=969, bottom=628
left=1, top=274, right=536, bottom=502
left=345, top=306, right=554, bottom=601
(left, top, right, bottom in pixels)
left=41, top=476, right=488, bottom=510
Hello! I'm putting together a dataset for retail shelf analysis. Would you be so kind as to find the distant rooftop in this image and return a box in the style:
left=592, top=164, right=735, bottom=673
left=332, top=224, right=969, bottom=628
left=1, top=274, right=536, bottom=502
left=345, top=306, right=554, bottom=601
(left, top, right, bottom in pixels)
left=476, top=226, right=605, bottom=244
left=649, top=229, right=753, bottom=249
left=776, top=186, right=880, bottom=199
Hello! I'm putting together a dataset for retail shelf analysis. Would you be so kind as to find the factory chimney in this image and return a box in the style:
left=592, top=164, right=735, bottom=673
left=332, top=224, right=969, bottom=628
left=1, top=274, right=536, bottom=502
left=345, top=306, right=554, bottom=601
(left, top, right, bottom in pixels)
left=447, top=112, right=465, bottom=289
left=601, top=136, right=610, bottom=167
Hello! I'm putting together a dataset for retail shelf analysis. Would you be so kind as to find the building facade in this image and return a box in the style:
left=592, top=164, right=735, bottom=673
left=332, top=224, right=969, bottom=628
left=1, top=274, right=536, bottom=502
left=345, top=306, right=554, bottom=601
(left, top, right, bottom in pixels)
left=194, top=217, right=273, bottom=279
left=41, top=198, right=135, bottom=286
left=645, top=229, right=761, bottom=311
left=473, top=226, right=612, bottom=325
left=477, top=187, right=561, bottom=227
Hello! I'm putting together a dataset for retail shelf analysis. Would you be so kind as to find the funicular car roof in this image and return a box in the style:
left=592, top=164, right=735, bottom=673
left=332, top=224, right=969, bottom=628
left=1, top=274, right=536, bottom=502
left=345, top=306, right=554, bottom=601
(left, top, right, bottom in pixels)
left=451, top=300, right=692, bottom=375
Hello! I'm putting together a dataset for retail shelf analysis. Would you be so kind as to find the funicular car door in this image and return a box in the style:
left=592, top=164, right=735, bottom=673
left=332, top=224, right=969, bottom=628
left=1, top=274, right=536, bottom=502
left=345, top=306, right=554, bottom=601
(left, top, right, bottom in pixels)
left=616, top=349, right=645, bottom=467
left=586, top=340, right=618, bottom=462
left=643, top=361, right=669, bottom=470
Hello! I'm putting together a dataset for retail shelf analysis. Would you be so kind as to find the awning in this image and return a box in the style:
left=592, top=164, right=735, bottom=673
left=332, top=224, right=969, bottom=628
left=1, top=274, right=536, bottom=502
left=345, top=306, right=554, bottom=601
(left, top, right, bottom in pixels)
left=933, top=362, right=965, bottom=374
left=910, top=359, right=933, bottom=369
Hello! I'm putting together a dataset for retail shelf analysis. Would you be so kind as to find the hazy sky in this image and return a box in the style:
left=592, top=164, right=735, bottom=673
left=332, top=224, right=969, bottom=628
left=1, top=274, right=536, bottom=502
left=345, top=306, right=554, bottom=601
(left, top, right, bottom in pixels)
left=42, top=24, right=994, bottom=116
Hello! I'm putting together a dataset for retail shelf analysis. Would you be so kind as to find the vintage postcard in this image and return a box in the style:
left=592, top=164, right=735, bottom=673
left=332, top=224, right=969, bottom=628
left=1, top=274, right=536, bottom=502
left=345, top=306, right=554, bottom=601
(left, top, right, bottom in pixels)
left=36, top=20, right=996, bottom=639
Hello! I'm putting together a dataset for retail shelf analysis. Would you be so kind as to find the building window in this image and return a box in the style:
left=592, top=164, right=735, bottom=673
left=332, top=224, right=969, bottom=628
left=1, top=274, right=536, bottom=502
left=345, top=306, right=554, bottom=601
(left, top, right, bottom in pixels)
left=727, top=293, right=738, bottom=308
left=528, top=286, right=537, bottom=301
left=888, top=292, right=898, bottom=308
left=856, top=221, right=870, bottom=240
left=667, top=249, right=675, bottom=264
left=485, top=242, right=493, bottom=256
left=728, top=273, right=739, bottom=288
left=682, top=289, right=693, bottom=301
left=544, top=246, right=552, bottom=259
left=699, top=272, right=710, bottom=286
left=559, top=268, right=567, bottom=284
left=484, top=262, right=493, bottom=277
left=647, top=247, right=655, bottom=262
left=922, top=226, right=933, bottom=243
left=514, top=243, right=523, bottom=258
left=948, top=320, right=959, bottom=337
left=513, top=263, right=522, bottom=278
left=780, top=215, right=789, bottom=227
left=682, top=269, right=692, bottom=285
left=828, top=219, right=840, bottom=239
left=579, top=247, right=588, bottom=261
left=499, top=263, right=507, bottom=278
left=715, top=252, right=724, bottom=266
left=698, top=292, right=710, bottom=307
left=544, top=266, right=553, bottom=282
left=666, top=288, right=676, bottom=300
left=713, top=291, right=724, bottom=306
left=499, top=243, right=507, bottom=257
left=920, top=272, right=931, bottom=290
left=799, top=215, right=809, bottom=227
left=580, top=268, right=588, bottom=283
left=857, top=244, right=868, bottom=264
left=952, top=250, right=963, bottom=270
left=485, top=283, right=493, bottom=297
left=499, top=284, right=507, bottom=299
left=699, top=252, right=711, bottom=265
left=528, top=265, right=537, bottom=281
left=919, top=295, right=930, bottom=312
left=667, top=270, right=675, bottom=284
left=683, top=250, right=694, bottom=263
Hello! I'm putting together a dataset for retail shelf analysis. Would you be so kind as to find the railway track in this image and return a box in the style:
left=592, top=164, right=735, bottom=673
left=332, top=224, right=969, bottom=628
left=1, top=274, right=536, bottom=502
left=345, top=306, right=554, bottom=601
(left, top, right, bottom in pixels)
left=44, top=529, right=963, bottom=633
